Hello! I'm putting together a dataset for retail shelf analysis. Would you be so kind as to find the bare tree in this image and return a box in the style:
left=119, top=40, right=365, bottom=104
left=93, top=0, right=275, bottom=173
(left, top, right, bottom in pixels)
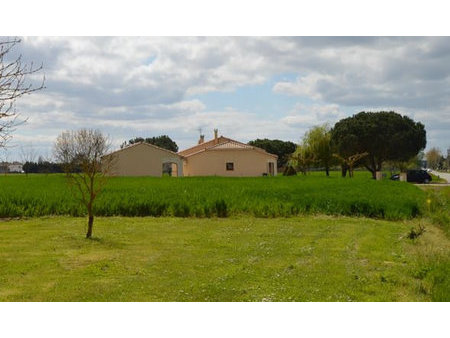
left=20, top=143, right=38, bottom=175
left=333, top=152, right=369, bottom=178
left=426, top=147, right=442, bottom=170
left=54, top=129, right=115, bottom=239
left=1, top=38, right=45, bottom=148
left=20, top=144, right=37, bottom=162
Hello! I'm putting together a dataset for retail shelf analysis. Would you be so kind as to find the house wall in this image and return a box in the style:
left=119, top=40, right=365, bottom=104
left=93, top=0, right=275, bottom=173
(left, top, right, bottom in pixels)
left=107, top=143, right=183, bottom=177
left=183, top=149, right=277, bottom=177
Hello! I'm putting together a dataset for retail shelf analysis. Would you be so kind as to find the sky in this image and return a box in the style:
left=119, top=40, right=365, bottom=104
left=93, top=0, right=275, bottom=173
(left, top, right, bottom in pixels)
left=3, top=36, right=450, bottom=160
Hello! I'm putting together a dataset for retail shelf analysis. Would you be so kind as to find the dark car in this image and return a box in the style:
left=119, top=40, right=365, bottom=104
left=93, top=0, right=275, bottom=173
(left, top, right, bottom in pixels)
left=390, top=169, right=432, bottom=183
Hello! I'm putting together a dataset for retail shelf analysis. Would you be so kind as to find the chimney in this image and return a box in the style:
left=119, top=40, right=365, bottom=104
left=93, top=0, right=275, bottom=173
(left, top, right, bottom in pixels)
left=214, top=129, right=218, bottom=144
left=198, top=134, right=205, bottom=144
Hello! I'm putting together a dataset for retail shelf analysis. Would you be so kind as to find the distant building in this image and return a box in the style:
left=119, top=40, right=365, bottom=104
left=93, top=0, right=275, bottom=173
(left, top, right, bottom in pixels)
left=0, top=162, right=23, bottom=173
left=8, top=162, right=23, bottom=173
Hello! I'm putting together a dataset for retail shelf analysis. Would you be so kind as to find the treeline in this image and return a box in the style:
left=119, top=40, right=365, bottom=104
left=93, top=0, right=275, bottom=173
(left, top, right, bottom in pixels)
left=248, top=139, right=296, bottom=168
left=121, top=135, right=178, bottom=152
left=23, top=161, right=64, bottom=174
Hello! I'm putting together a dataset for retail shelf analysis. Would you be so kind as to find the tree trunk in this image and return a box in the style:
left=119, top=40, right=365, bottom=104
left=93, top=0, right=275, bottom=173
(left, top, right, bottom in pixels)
left=86, top=178, right=95, bottom=239
left=341, top=164, right=348, bottom=177
left=365, top=164, right=376, bottom=179
left=366, top=156, right=377, bottom=179
left=376, top=160, right=383, bottom=173
left=86, top=215, right=94, bottom=238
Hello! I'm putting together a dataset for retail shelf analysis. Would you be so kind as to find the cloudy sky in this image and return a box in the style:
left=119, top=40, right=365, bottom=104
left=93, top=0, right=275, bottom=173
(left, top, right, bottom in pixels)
left=4, top=36, right=450, bottom=160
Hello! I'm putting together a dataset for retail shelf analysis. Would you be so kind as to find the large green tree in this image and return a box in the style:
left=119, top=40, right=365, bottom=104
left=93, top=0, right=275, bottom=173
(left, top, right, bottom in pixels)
left=331, top=111, right=426, bottom=178
left=303, top=124, right=335, bottom=176
left=248, top=139, right=296, bottom=168
left=121, top=135, right=178, bottom=152
left=289, top=143, right=315, bottom=175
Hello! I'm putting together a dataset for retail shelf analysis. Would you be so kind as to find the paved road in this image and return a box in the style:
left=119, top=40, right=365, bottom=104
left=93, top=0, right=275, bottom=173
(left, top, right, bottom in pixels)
left=431, top=170, right=450, bottom=183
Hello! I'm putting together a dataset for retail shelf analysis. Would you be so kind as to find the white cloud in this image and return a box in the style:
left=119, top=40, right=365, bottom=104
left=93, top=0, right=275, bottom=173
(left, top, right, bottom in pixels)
left=273, top=74, right=331, bottom=100
left=282, top=103, right=343, bottom=128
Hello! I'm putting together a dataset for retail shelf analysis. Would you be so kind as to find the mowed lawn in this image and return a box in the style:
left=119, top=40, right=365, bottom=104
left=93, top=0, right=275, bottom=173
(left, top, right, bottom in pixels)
left=1, top=216, right=448, bottom=301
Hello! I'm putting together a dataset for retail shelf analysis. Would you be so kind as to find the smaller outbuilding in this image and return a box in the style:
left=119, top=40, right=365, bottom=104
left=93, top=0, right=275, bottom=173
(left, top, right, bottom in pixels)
left=104, top=142, right=184, bottom=177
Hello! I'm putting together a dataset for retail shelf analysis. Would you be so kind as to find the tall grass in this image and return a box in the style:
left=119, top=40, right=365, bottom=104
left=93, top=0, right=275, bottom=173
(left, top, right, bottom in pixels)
left=0, top=172, right=425, bottom=219
left=423, top=187, right=450, bottom=237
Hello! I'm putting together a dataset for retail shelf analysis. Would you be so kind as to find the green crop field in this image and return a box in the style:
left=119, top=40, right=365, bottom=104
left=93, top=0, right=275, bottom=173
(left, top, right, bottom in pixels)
left=0, top=216, right=448, bottom=301
left=0, top=172, right=425, bottom=219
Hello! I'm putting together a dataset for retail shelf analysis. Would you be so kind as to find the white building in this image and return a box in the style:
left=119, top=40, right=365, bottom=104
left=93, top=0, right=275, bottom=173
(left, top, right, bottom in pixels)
left=1, top=162, right=24, bottom=173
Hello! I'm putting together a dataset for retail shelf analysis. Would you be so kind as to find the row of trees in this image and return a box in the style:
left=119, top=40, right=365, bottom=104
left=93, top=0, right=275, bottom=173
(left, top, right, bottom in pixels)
left=288, top=111, right=427, bottom=178
left=22, top=160, right=64, bottom=174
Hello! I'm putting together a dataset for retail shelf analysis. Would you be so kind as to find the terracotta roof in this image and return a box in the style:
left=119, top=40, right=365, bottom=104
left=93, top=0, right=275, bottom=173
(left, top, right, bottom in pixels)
left=178, top=136, right=231, bottom=156
left=178, top=136, right=277, bottom=159
left=210, top=141, right=254, bottom=150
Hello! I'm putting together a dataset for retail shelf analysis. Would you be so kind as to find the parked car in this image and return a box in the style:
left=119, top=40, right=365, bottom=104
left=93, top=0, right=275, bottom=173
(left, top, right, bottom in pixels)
left=390, top=169, right=432, bottom=183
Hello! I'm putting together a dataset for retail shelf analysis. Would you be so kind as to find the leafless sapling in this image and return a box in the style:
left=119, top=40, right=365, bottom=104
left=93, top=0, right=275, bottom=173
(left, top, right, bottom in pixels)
left=54, top=129, right=115, bottom=238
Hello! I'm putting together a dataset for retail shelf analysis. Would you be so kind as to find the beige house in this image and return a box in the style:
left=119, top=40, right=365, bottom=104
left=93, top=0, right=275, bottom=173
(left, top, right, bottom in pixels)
left=179, top=130, right=278, bottom=177
left=105, top=130, right=277, bottom=177
left=105, top=142, right=184, bottom=177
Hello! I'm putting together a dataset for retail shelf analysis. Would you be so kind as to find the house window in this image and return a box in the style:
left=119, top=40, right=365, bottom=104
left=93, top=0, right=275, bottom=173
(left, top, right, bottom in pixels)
left=226, top=162, right=234, bottom=171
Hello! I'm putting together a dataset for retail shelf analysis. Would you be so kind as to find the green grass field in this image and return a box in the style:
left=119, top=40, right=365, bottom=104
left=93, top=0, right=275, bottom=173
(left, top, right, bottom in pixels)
left=0, top=172, right=425, bottom=219
left=1, top=172, right=447, bottom=301
left=0, top=216, right=448, bottom=301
